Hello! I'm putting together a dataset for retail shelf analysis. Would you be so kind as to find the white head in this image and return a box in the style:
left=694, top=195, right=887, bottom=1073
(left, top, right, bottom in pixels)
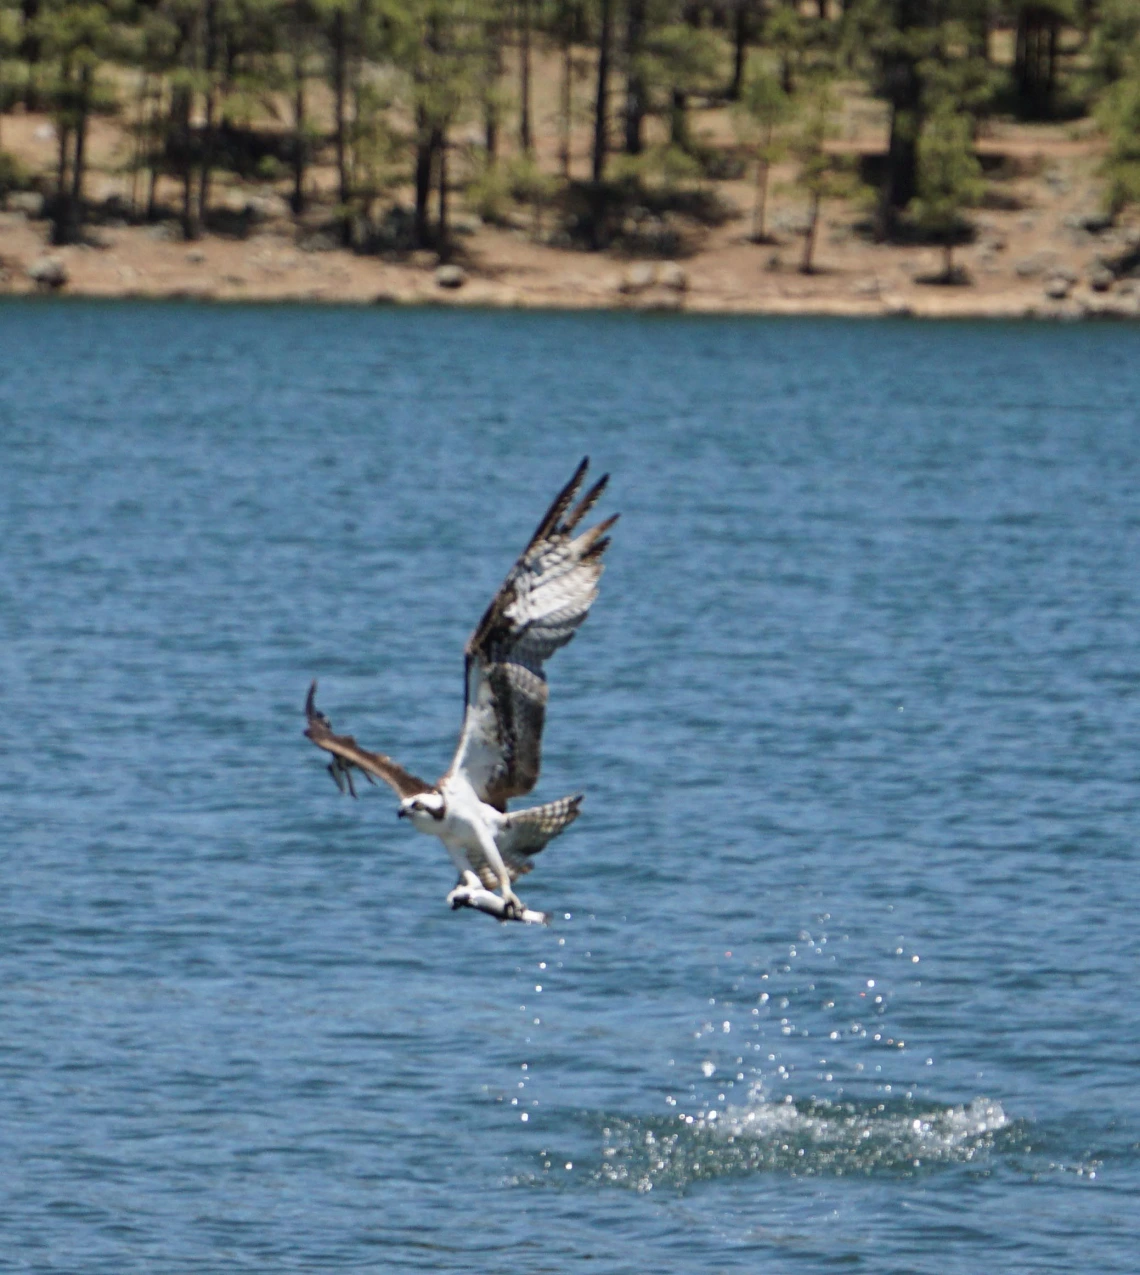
left=398, top=790, right=446, bottom=829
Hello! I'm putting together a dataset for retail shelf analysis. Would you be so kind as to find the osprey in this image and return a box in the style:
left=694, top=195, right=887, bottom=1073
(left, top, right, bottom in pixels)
left=304, top=458, right=617, bottom=924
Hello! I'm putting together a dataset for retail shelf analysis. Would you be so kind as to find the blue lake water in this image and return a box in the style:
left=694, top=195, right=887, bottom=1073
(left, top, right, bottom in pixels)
left=1, top=300, right=1138, bottom=1272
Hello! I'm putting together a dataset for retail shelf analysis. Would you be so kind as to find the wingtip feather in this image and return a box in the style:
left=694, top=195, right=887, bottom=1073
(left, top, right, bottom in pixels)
left=530, top=458, right=591, bottom=546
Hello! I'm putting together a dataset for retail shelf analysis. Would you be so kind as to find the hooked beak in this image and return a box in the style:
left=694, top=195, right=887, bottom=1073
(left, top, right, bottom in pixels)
left=397, top=807, right=408, bottom=819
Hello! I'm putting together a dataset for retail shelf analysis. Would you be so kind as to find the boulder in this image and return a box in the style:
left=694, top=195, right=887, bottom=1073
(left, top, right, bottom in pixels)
left=1043, top=274, right=1072, bottom=300
left=658, top=261, right=688, bottom=292
left=450, top=212, right=483, bottom=237
left=435, top=264, right=467, bottom=289
left=298, top=231, right=339, bottom=253
left=244, top=193, right=291, bottom=223
left=6, top=191, right=44, bottom=217
left=618, top=262, right=657, bottom=294
left=1014, top=254, right=1046, bottom=278
left=1089, top=265, right=1114, bottom=293
left=27, top=256, right=68, bottom=290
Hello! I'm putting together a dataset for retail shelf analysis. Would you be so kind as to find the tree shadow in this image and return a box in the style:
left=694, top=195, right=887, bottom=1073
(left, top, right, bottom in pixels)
left=914, top=265, right=973, bottom=287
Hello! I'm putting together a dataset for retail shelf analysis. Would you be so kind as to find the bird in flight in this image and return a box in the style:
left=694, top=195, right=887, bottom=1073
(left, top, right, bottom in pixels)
left=304, top=458, right=617, bottom=924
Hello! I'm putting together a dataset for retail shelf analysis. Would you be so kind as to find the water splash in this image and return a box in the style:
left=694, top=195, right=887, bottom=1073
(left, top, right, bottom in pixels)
left=592, top=1094, right=1013, bottom=1191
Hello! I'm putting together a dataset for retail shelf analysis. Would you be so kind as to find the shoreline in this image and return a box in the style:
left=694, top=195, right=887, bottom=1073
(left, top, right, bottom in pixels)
left=4, top=104, right=1139, bottom=324
left=4, top=222, right=1136, bottom=322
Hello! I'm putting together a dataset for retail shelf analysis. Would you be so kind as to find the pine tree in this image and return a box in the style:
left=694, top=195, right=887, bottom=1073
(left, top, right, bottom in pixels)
left=1098, top=67, right=1140, bottom=218
left=733, top=68, right=789, bottom=243
left=911, top=104, right=983, bottom=280
left=38, top=0, right=120, bottom=244
left=789, top=86, right=848, bottom=273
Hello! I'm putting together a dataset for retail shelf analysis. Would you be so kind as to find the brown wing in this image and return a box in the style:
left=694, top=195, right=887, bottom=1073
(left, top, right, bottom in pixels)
left=445, top=459, right=617, bottom=811
left=304, top=682, right=431, bottom=799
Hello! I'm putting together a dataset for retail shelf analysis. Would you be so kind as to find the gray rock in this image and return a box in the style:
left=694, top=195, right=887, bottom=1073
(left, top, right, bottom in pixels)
left=881, top=295, right=912, bottom=318
left=1089, top=266, right=1114, bottom=293
left=773, top=211, right=811, bottom=235
left=28, top=256, right=68, bottom=289
left=450, top=212, right=483, bottom=237
left=6, top=191, right=44, bottom=217
left=186, top=249, right=207, bottom=265
left=619, top=262, right=657, bottom=293
left=1076, top=210, right=1115, bottom=235
left=147, top=222, right=180, bottom=242
left=435, top=264, right=467, bottom=289
left=245, top=193, right=290, bottom=222
left=298, top=232, right=339, bottom=253
left=1043, top=274, right=1072, bottom=300
left=658, top=261, right=688, bottom=292
left=1014, top=255, right=1046, bottom=279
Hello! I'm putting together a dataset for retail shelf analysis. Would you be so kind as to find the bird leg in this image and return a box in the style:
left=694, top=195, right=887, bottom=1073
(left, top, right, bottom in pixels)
left=447, top=870, right=483, bottom=908
left=326, top=755, right=376, bottom=798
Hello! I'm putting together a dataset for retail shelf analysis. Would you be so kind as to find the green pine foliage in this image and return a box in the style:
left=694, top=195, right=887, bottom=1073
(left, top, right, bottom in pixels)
left=0, top=0, right=1132, bottom=251
left=733, top=69, right=789, bottom=243
left=1098, top=73, right=1140, bottom=217
left=911, top=105, right=984, bottom=280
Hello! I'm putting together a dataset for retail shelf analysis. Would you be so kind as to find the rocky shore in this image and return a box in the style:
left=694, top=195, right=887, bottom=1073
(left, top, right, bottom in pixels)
left=3, top=110, right=1139, bottom=321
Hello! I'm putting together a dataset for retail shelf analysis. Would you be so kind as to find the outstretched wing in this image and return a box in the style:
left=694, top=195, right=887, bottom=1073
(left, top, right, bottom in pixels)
left=304, top=682, right=431, bottom=799
left=445, top=459, right=617, bottom=811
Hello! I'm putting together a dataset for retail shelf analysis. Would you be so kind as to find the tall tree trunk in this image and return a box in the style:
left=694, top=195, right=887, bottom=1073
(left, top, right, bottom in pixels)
left=145, top=80, right=162, bottom=222
left=68, top=62, right=91, bottom=242
left=484, top=21, right=502, bottom=159
left=592, top=0, right=612, bottom=183
left=518, top=0, right=533, bottom=153
left=728, top=0, right=749, bottom=101
left=291, top=26, right=307, bottom=213
left=51, top=57, right=73, bottom=245
left=20, top=0, right=41, bottom=110
left=197, top=0, right=218, bottom=230
left=800, top=189, right=820, bottom=272
left=559, top=32, right=573, bottom=176
left=170, top=84, right=198, bottom=240
left=878, top=0, right=922, bottom=239
left=129, top=73, right=150, bottom=216
left=669, top=87, right=689, bottom=149
left=1044, top=15, right=1058, bottom=113
left=623, top=0, right=647, bottom=154
left=413, top=107, right=435, bottom=247
left=332, top=8, right=349, bottom=209
left=436, top=125, right=450, bottom=260
left=750, top=122, right=772, bottom=240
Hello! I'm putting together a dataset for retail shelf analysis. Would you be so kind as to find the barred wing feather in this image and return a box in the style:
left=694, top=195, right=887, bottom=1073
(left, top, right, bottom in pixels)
left=447, top=459, right=617, bottom=811
left=464, top=795, right=584, bottom=888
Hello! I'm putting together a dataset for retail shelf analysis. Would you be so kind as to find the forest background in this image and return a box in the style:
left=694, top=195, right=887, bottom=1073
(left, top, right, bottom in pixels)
left=3, top=0, right=1140, bottom=313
